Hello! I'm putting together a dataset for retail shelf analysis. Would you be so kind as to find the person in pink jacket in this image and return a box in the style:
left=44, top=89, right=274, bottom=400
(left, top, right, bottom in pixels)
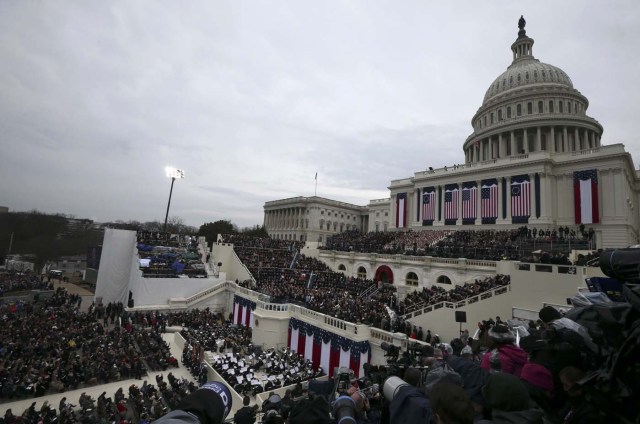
left=480, top=324, right=528, bottom=377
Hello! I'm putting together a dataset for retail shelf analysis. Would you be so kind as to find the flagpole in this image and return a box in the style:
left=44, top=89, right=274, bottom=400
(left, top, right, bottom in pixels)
left=314, top=172, right=317, bottom=196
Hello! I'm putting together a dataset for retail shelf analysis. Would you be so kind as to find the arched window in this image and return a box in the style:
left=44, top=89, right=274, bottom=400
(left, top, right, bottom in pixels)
left=357, top=266, right=367, bottom=279
left=338, top=264, right=346, bottom=271
left=567, top=102, right=572, bottom=114
left=406, top=272, right=419, bottom=287
left=507, top=107, right=512, bottom=119
left=517, top=104, right=522, bottom=116
left=498, top=109, right=503, bottom=120
left=527, top=102, right=533, bottom=115
left=538, top=101, right=543, bottom=114
left=549, top=101, right=554, bottom=113
left=437, top=275, right=452, bottom=285
left=491, top=112, right=494, bottom=123
left=559, top=101, right=564, bottom=113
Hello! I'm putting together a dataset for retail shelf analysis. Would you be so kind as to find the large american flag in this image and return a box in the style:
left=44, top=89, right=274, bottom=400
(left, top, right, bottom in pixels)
left=511, top=178, right=531, bottom=219
left=396, top=192, right=407, bottom=228
left=481, top=182, right=498, bottom=219
left=444, top=187, right=459, bottom=221
left=462, top=186, right=477, bottom=220
left=574, top=169, right=599, bottom=224
left=422, top=189, right=436, bottom=222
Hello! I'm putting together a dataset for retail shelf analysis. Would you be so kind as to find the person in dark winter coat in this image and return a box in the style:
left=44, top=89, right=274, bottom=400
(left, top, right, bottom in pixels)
left=478, top=373, right=544, bottom=424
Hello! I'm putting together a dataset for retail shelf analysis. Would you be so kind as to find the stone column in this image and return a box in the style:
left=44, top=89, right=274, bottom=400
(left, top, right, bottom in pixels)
left=489, top=137, right=493, bottom=159
left=498, top=133, right=503, bottom=158
left=563, top=127, right=569, bottom=152
left=457, top=185, right=462, bottom=224
left=530, top=173, right=536, bottom=220
left=584, top=129, right=590, bottom=149
left=510, top=131, right=516, bottom=156
left=523, top=128, right=529, bottom=154
left=536, top=127, right=542, bottom=151
left=550, top=127, right=556, bottom=153
left=574, top=127, right=580, bottom=151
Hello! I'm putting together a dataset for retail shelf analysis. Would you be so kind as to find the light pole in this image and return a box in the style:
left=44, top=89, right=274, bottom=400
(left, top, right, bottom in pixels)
left=163, top=167, right=185, bottom=232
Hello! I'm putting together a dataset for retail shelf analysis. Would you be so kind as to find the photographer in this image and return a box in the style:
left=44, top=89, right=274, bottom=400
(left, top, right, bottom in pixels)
left=154, top=381, right=232, bottom=424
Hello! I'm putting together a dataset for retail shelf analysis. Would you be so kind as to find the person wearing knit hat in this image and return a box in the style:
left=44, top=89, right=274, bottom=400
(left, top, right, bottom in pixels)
left=461, top=345, right=473, bottom=359
left=481, top=373, right=544, bottom=423
left=538, top=305, right=562, bottom=324
left=480, top=324, right=528, bottom=377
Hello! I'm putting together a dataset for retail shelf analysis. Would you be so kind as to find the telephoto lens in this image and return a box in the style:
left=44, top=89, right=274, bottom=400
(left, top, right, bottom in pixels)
left=332, top=395, right=357, bottom=424
left=382, top=376, right=409, bottom=402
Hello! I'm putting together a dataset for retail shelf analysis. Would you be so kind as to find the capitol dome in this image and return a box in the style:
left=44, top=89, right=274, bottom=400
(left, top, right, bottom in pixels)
left=482, top=60, right=574, bottom=105
left=463, top=16, right=602, bottom=163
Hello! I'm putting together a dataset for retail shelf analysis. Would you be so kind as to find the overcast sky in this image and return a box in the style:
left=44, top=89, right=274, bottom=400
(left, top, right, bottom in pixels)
left=1, top=1, right=639, bottom=228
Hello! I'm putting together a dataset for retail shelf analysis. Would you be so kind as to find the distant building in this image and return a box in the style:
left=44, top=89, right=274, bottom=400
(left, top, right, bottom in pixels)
left=263, top=196, right=368, bottom=244
left=49, top=255, right=87, bottom=275
left=0, top=206, right=8, bottom=214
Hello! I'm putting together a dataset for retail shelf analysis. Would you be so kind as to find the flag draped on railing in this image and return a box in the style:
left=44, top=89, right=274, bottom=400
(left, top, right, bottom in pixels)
left=287, top=317, right=371, bottom=378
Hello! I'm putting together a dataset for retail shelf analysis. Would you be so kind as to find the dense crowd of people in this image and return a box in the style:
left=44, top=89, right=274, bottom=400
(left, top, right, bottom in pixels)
left=399, top=275, right=511, bottom=315
left=136, top=232, right=207, bottom=278
left=0, top=373, right=194, bottom=423
left=0, top=288, right=176, bottom=405
left=228, top=235, right=517, bottom=331
left=0, top=271, right=53, bottom=296
left=323, top=226, right=595, bottom=261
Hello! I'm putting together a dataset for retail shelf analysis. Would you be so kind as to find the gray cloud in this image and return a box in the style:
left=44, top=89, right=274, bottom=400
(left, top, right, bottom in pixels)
left=1, top=1, right=639, bottom=228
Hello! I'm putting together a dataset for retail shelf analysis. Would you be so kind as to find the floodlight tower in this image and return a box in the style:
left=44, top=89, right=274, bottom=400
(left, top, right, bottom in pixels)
left=163, top=167, right=185, bottom=232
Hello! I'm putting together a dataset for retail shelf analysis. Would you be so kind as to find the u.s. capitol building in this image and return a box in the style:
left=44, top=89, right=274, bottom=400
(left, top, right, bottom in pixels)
left=264, top=18, right=639, bottom=249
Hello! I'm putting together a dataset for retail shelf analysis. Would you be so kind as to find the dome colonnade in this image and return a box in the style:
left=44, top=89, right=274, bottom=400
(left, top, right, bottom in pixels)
left=464, top=18, right=602, bottom=164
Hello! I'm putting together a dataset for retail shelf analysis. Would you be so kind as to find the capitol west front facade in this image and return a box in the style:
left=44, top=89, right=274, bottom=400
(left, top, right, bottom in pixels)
left=265, top=19, right=640, bottom=249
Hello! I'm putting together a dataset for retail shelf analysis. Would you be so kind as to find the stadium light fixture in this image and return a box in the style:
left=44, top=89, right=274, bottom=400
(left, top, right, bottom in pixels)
left=163, top=166, right=185, bottom=232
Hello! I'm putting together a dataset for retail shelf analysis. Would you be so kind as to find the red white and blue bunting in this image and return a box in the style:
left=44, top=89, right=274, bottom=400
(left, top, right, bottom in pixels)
left=287, top=317, right=371, bottom=378
left=232, top=295, right=257, bottom=328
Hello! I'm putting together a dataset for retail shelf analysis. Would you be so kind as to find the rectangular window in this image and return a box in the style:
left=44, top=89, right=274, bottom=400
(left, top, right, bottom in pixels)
left=507, top=107, right=512, bottom=119
left=527, top=102, right=532, bottom=114
left=567, top=102, right=572, bottom=113
left=491, top=112, right=494, bottom=123
left=538, top=101, right=543, bottom=114
left=559, top=101, right=563, bottom=113
left=549, top=101, right=554, bottom=113
left=517, top=104, right=522, bottom=116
